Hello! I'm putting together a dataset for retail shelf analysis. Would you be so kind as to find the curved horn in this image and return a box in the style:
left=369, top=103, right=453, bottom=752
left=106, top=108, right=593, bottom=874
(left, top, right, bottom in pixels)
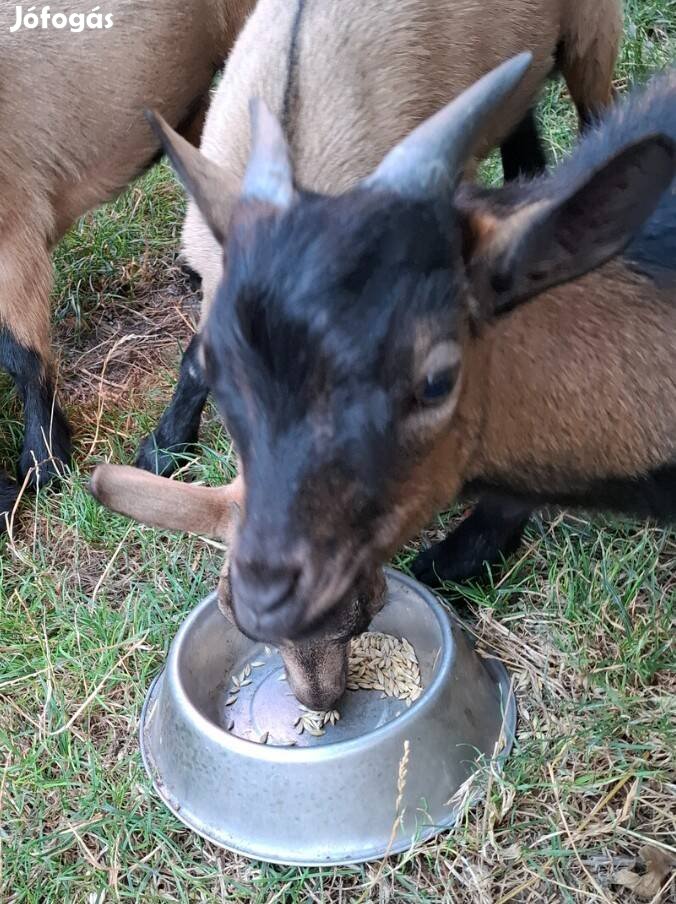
left=365, top=52, right=533, bottom=199
left=241, top=98, right=295, bottom=208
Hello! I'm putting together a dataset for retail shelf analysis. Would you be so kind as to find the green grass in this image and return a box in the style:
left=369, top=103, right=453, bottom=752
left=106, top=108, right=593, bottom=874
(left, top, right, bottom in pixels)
left=1, top=5, right=675, bottom=902
left=52, top=161, right=186, bottom=325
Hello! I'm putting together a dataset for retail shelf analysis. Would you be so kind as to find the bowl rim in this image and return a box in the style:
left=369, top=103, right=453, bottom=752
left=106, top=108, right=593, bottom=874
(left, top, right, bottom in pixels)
left=164, top=566, right=456, bottom=762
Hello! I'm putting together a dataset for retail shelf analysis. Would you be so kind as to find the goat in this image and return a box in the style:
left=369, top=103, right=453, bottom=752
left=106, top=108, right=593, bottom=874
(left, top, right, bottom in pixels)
left=91, top=57, right=675, bottom=710
left=135, top=0, right=623, bottom=477
left=0, top=0, right=255, bottom=520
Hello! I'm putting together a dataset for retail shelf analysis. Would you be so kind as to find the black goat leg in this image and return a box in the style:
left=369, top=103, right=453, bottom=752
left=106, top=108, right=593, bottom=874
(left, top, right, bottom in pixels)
left=500, top=108, right=547, bottom=181
left=0, top=327, right=72, bottom=488
left=135, top=334, right=209, bottom=476
left=412, top=494, right=533, bottom=588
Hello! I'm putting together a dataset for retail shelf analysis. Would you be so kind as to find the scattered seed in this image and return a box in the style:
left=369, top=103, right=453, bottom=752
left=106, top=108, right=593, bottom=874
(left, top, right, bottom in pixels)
left=238, top=678, right=252, bottom=687
left=257, top=731, right=269, bottom=745
left=225, top=695, right=239, bottom=706
left=305, top=726, right=325, bottom=738
left=250, top=660, right=265, bottom=668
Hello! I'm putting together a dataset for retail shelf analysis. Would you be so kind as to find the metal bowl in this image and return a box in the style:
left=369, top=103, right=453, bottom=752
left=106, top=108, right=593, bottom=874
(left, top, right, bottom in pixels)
left=140, top=568, right=516, bottom=865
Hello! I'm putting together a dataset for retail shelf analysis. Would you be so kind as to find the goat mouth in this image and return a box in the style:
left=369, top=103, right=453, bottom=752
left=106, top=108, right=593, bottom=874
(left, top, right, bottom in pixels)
left=231, top=585, right=356, bottom=644
left=231, top=593, right=308, bottom=643
left=230, top=549, right=371, bottom=643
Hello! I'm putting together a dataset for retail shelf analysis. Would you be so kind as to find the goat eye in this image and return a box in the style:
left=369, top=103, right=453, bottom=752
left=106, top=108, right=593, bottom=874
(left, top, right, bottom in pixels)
left=417, top=367, right=456, bottom=406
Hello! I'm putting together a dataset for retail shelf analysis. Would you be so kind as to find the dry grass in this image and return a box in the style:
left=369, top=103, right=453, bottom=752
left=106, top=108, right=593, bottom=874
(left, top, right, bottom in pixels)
left=1, top=4, right=675, bottom=902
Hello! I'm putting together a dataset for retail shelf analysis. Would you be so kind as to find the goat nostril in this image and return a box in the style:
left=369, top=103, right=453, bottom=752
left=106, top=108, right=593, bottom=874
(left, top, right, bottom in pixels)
left=233, top=559, right=301, bottom=614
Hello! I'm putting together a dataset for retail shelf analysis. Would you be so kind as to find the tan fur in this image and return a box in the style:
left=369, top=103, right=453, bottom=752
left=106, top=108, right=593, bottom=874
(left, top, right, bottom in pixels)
left=558, top=0, right=624, bottom=117
left=469, top=262, right=676, bottom=488
left=90, top=465, right=244, bottom=539
left=182, top=0, right=623, bottom=317
left=0, top=213, right=53, bottom=353
left=364, top=258, right=676, bottom=565
left=0, top=0, right=255, bottom=356
left=372, top=339, right=487, bottom=560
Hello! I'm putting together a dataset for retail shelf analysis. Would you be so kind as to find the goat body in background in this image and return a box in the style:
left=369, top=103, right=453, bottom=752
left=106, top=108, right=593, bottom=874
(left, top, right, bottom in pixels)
left=0, top=0, right=255, bottom=519
left=135, top=0, right=623, bottom=476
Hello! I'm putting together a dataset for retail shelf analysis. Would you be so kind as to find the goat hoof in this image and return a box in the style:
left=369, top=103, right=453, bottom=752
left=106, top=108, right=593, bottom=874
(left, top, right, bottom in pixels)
left=18, top=451, right=70, bottom=490
left=0, top=472, right=20, bottom=526
left=18, top=427, right=72, bottom=488
left=179, top=261, right=203, bottom=292
left=135, top=435, right=191, bottom=476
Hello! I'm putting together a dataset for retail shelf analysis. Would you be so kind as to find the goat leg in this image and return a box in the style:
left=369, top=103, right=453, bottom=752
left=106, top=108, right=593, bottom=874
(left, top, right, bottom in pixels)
left=411, top=494, right=532, bottom=588
left=0, top=329, right=71, bottom=489
left=500, top=108, right=547, bottom=181
left=135, top=333, right=209, bottom=475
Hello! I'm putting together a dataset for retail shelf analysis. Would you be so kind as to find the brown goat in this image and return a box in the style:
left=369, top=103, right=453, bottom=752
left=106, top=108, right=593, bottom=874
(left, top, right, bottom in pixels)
left=0, top=0, right=255, bottom=519
left=91, top=58, right=675, bottom=710
left=135, top=0, right=623, bottom=477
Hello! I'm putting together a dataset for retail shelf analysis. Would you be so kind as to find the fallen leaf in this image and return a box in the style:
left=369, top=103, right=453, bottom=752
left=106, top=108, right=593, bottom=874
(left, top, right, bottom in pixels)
left=613, top=845, right=676, bottom=900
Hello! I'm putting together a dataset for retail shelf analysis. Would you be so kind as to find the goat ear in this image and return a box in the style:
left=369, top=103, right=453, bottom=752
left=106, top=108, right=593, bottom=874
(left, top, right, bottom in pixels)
left=467, top=134, right=676, bottom=313
left=89, top=465, right=243, bottom=540
left=145, top=110, right=234, bottom=245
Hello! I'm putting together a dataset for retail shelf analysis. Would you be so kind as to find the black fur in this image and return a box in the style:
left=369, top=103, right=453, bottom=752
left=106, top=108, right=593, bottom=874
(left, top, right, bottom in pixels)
left=500, top=109, right=547, bottom=181
left=0, top=329, right=71, bottom=487
left=205, top=189, right=459, bottom=463
left=135, top=334, right=209, bottom=475
left=282, top=0, right=307, bottom=144
left=411, top=496, right=532, bottom=587
left=0, top=471, right=19, bottom=528
left=417, top=462, right=676, bottom=588
left=467, top=463, right=676, bottom=524
left=202, top=189, right=462, bottom=635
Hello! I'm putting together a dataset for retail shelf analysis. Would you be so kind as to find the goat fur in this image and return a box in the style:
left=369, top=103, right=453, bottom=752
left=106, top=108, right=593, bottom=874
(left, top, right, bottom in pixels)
left=0, top=0, right=255, bottom=510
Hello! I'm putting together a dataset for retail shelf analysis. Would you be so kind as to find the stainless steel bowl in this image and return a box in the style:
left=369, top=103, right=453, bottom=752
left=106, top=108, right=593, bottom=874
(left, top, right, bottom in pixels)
left=140, top=568, right=516, bottom=865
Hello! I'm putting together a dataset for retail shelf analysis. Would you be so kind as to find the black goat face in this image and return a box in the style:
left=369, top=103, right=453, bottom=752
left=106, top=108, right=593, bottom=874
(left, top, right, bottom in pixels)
left=154, top=55, right=675, bottom=646
left=203, top=190, right=468, bottom=641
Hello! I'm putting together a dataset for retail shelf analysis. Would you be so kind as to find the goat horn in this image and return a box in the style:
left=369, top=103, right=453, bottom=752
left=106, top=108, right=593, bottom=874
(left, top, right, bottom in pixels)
left=365, top=52, right=533, bottom=198
left=241, top=98, right=295, bottom=209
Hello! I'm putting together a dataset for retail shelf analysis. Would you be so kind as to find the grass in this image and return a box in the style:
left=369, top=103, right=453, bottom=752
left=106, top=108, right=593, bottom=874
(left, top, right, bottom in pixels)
left=1, top=4, right=675, bottom=901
